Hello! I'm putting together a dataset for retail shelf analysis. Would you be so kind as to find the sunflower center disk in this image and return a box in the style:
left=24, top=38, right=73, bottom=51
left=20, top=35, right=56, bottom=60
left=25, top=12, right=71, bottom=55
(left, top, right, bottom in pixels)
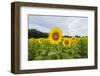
left=72, top=38, right=75, bottom=40
left=64, top=40, right=69, bottom=45
left=52, top=32, right=59, bottom=41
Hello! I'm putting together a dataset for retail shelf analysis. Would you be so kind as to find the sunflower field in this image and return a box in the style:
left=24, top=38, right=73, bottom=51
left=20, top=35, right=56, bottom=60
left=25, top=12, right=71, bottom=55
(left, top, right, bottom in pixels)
left=28, top=27, right=88, bottom=60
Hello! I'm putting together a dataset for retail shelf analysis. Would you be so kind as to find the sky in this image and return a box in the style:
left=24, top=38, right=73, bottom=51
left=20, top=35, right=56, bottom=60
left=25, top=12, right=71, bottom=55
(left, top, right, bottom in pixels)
left=28, top=15, right=88, bottom=36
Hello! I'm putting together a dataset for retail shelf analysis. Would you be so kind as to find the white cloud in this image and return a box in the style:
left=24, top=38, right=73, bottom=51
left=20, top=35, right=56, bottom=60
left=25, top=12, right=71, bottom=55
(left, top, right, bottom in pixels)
left=29, top=24, right=50, bottom=33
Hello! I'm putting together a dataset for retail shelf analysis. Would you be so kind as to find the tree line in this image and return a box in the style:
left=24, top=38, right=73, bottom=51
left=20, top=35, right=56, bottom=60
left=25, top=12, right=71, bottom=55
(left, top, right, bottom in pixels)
left=28, top=29, right=48, bottom=38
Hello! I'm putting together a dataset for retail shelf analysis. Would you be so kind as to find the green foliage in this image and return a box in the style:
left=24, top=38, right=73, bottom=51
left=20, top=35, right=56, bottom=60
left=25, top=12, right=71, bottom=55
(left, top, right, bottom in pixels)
left=28, top=38, right=88, bottom=60
left=28, top=29, right=48, bottom=38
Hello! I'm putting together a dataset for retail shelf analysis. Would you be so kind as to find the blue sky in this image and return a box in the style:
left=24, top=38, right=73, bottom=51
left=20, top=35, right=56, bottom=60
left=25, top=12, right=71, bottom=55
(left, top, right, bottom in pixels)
left=28, top=15, right=88, bottom=36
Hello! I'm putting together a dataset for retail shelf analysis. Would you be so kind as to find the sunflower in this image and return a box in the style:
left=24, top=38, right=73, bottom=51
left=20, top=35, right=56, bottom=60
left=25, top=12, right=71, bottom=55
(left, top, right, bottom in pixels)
left=31, top=38, right=38, bottom=42
left=28, top=38, right=34, bottom=42
left=75, top=38, right=80, bottom=43
left=49, top=26, right=62, bottom=44
left=63, top=38, right=71, bottom=46
left=82, top=36, right=88, bottom=39
left=43, top=38, right=49, bottom=42
left=71, top=36, right=76, bottom=41
left=38, top=38, right=45, bottom=43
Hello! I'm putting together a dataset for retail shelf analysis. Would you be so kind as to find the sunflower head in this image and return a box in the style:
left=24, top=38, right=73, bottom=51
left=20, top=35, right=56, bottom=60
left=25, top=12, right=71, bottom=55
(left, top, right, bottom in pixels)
left=71, top=36, right=76, bottom=44
left=75, top=38, right=80, bottom=42
left=63, top=38, right=71, bottom=46
left=38, top=38, right=45, bottom=43
left=71, top=37, right=76, bottom=41
left=49, top=26, right=62, bottom=44
left=82, top=36, right=88, bottom=39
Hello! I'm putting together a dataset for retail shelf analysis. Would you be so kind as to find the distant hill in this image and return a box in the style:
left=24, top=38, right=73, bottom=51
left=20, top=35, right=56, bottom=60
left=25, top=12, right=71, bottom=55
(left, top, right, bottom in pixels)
left=28, top=29, right=48, bottom=38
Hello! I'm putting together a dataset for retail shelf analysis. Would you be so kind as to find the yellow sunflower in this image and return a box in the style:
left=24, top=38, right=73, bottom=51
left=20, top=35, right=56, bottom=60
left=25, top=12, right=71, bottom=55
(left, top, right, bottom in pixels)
left=63, top=38, right=71, bottom=46
left=32, top=38, right=38, bottom=42
left=71, top=36, right=76, bottom=41
left=49, top=26, right=62, bottom=44
left=38, top=38, right=45, bottom=43
left=82, top=36, right=88, bottom=39
left=75, top=38, right=80, bottom=43
left=45, top=38, right=50, bottom=42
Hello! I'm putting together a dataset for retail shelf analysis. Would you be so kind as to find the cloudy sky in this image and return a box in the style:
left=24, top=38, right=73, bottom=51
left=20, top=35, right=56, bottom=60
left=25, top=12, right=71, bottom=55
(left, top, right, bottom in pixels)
left=28, top=15, right=88, bottom=36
